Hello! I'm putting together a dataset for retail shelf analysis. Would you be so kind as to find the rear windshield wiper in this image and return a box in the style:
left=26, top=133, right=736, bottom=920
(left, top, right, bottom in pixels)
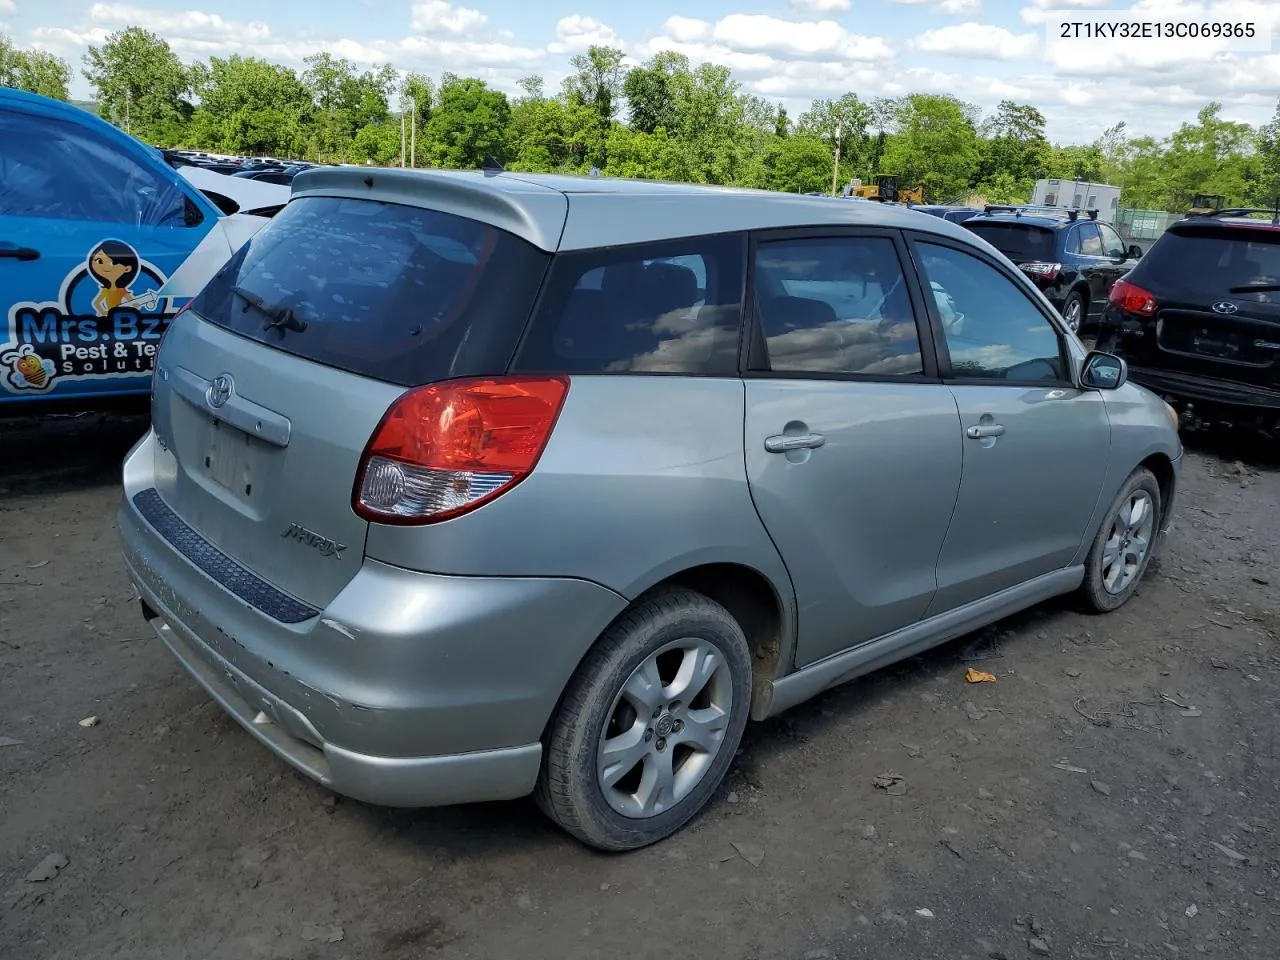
left=1228, top=283, right=1280, bottom=293
left=232, top=285, right=308, bottom=333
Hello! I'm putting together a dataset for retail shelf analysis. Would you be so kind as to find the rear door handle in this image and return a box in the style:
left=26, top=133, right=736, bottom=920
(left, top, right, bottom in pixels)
left=0, top=242, right=40, bottom=261
left=966, top=423, right=1006, bottom=439
left=764, top=433, right=826, bottom=453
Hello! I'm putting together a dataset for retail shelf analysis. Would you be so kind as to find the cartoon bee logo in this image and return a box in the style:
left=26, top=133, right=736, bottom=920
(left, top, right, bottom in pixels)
left=2, top=343, right=56, bottom=391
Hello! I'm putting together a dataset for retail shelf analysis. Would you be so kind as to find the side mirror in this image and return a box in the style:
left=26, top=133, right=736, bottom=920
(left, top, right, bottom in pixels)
left=1127, top=244, right=1143, bottom=259
left=1081, top=350, right=1128, bottom=390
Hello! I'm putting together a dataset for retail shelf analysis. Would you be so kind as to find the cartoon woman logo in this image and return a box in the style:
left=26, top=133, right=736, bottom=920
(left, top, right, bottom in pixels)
left=87, top=240, right=142, bottom=317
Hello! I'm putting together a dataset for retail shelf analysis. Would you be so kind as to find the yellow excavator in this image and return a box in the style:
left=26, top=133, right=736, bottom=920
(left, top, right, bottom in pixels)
left=851, top=174, right=925, bottom=205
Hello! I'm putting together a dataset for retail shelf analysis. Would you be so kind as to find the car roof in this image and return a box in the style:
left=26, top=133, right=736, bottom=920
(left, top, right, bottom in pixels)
left=288, top=167, right=983, bottom=253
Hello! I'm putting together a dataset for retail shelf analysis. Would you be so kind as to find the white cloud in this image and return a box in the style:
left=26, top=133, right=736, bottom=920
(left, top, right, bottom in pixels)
left=708, top=14, right=893, bottom=61
left=89, top=4, right=271, bottom=42
left=891, top=0, right=983, bottom=13
left=409, top=1, right=486, bottom=36
left=547, top=15, right=623, bottom=54
left=662, top=16, right=712, bottom=43
left=787, top=0, right=852, bottom=12
left=912, top=23, right=1039, bottom=59
left=0, top=0, right=16, bottom=14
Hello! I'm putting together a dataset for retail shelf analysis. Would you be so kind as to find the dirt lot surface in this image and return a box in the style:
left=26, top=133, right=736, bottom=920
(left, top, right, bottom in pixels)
left=3, top=412, right=1279, bottom=960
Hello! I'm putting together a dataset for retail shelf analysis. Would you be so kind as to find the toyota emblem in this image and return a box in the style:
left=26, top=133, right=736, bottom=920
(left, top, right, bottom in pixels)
left=206, top=374, right=234, bottom=408
left=1211, top=301, right=1239, bottom=315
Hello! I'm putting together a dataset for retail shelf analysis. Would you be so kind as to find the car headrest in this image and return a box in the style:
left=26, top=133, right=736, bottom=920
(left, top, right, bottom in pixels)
left=756, top=295, right=838, bottom=333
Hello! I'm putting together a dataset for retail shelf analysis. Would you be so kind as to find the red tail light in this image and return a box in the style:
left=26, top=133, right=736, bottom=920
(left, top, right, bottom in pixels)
left=354, top=376, right=570, bottom=525
left=1019, top=261, right=1061, bottom=283
left=1108, top=278, right=1156, bottom=317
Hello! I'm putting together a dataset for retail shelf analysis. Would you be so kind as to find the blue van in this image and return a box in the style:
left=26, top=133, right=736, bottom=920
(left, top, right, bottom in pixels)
left=0, top=89, right=222, bottom=411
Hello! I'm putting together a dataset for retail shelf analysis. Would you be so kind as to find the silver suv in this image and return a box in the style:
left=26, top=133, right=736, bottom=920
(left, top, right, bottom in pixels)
left=119, top=170, right=1182, bottom=851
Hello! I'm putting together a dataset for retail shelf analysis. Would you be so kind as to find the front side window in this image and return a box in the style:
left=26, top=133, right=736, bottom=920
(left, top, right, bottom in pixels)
left=752, top=236, right=923, bottom=377
left=915, top=242, right=1066, bottom=383
left=1097, top=223, right=1126, bottom=258
left=0, top=108, right=198, bottom=228
left=515, top=234, right=743, bottom=375
left=1075, top=223, right=1103, bottom=257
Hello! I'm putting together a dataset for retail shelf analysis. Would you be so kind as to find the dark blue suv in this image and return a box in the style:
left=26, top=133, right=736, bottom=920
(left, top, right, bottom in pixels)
left=962, top=205, right=1144, bottom=334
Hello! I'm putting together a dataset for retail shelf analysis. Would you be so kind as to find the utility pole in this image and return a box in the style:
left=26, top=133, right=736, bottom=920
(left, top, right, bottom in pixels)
left=410, top=97, right=417, bottom=169
left=125, top=89, right=131, bottom=135
left=831, top=121, right=841, bottom=196
left=401, top=112, right=406, bottom=167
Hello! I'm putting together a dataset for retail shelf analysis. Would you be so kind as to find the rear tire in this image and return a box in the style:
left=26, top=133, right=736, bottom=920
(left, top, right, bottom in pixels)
left=535, top=587, right=752, bottom=851
left=1080, top=467, right=1161, bottom=613
left=1061, top=290, right=1085, bottom=334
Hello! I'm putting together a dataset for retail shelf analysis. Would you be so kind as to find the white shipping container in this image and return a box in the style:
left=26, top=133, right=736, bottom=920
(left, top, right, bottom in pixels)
left=1031, top=179, right=1121, bottom=219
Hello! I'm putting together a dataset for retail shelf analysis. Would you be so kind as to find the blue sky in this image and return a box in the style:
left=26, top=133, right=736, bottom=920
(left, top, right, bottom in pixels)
left=4, top=0, right=1279, bottom=143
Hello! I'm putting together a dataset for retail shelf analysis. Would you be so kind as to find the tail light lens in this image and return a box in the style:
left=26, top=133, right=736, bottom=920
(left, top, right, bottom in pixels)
left=354, top=376, right=570, bottom=525
left=1019, top=261, right=1062, bottom=283
left=1109, top=278, right=1157, bottom=317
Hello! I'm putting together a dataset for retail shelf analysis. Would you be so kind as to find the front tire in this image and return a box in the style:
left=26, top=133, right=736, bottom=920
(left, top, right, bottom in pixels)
left=1080, top=467, right=1161, bottom=613
left=535, top=587, right=752, bottom=851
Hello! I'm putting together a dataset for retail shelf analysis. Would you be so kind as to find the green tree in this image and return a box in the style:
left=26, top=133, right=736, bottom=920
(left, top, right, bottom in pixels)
left=425, top=74, right=511, bottom=169
left=769, top=134, right=834, bottom=194
left=188, top=55, right=312, bottom=156
left=562, top=45, right=626, bottom=168
left=83, top=27, right=194, bottom=143
left=623, top=53, right=680, bottom=135
left=1256, top=99, right=1280, bottom=206
left=796, top=92, right=871, bottom=176
left=1, top=35, right=72, bottom=100
left=879, top=94, right=980, bottom=202
left=1161, top=102, right=1258, bottom=209
left=976, top=100, right=1049, bottom=198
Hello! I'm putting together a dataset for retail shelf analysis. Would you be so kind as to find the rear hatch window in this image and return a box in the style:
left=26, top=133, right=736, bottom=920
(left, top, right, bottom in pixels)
left=1134, top=225, right=1280, bottom=304
left=964, top=222, right=1056, bottom=263
left=191, top=195, right=550, bottom=385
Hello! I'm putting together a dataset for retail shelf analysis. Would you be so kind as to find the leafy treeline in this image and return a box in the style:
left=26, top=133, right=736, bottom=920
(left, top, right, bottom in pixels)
left=4, top=27, right=1280, bottom=211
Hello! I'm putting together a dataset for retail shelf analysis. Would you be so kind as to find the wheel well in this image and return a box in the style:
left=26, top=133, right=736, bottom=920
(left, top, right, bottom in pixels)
left=1140, top=452, right=1175, bottom=524
left=646, top=563, right=786, bottom=704
left=1071, top=283, right=1090, bottom=310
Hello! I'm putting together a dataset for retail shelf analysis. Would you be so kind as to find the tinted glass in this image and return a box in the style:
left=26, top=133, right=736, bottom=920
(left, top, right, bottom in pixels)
left=515, top=234, right=744, bottom=375
left=1097, top=223, right=1126, bottom=258
left=753, top=237, right=922, bottom=376
left=964, top=222, right=1056, bottom=262
left=1136, top=227, right=1280, bottom=304
left=0, top=109, right=198, bottom=227
left=916, top=242, right=1065, bottom=382
left=1076, top=223, right=1103, bottom=256
left=193, top=196, right=550, bottom=386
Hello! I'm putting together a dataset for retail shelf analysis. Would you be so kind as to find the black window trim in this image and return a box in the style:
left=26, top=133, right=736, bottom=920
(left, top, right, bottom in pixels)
left=903, top=230, right=1078, bottom=390
left=739, top=225, right=942, bottom=385
left=509, top=229, right=751, bottom=379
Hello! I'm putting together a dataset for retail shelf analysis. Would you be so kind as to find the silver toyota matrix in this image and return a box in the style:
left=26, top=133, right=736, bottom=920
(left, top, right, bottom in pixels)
left=119, top=169, right=1182, bottom=850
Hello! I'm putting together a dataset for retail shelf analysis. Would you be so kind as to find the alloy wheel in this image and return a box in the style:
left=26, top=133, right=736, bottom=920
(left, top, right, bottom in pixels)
left=1101, top=489, right=1155, bottom=595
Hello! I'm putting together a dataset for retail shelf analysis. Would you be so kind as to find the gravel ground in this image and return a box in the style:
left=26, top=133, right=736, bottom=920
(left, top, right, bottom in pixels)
left=2, top=412, right=1278, bottom=960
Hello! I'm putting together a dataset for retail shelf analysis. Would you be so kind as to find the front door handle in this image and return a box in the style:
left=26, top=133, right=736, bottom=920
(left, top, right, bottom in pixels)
left=966, top=423, right=1006, bottom=439
left=0, top=242, right=40, bottom=261
left=764, top=432, right=826, bottom=453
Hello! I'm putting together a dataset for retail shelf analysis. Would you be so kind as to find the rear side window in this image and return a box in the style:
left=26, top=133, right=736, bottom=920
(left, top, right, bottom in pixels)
left=965, top=222, right=1056, bottom=262
left=1136, top=226, right=1280, bottom=304
left=0, top=108, right=200, bottom=228
left=192, top=196, right=550, bottom=386
left=751, top=236, right=923, bottom=377
left=514, top=233, right=744, bottom=375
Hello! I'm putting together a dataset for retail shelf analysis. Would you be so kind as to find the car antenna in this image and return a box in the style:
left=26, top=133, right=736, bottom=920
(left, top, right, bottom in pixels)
left=482, top=156, right=505, bottom=176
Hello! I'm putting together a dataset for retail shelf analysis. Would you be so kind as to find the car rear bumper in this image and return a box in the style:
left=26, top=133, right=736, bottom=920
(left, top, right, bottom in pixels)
left=117, top=434, right=629, bottom=807
left=1128, top=366, right=1280, bottom=417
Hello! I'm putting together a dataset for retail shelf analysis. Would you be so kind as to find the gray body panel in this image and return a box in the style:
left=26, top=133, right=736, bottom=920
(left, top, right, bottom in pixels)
left=118, top=171, right=1185, bottom=809
left=928, top=384, right=1111, bottom=614
left=742, top=380, right=963, bottom=666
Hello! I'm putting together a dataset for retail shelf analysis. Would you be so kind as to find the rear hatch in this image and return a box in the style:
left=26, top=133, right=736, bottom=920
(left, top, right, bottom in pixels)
left=1118, top=221, right=1280, bottom=388
left=962, top=221, right=1059, bottom=288
left=149, top=190, right=553, bottom=611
